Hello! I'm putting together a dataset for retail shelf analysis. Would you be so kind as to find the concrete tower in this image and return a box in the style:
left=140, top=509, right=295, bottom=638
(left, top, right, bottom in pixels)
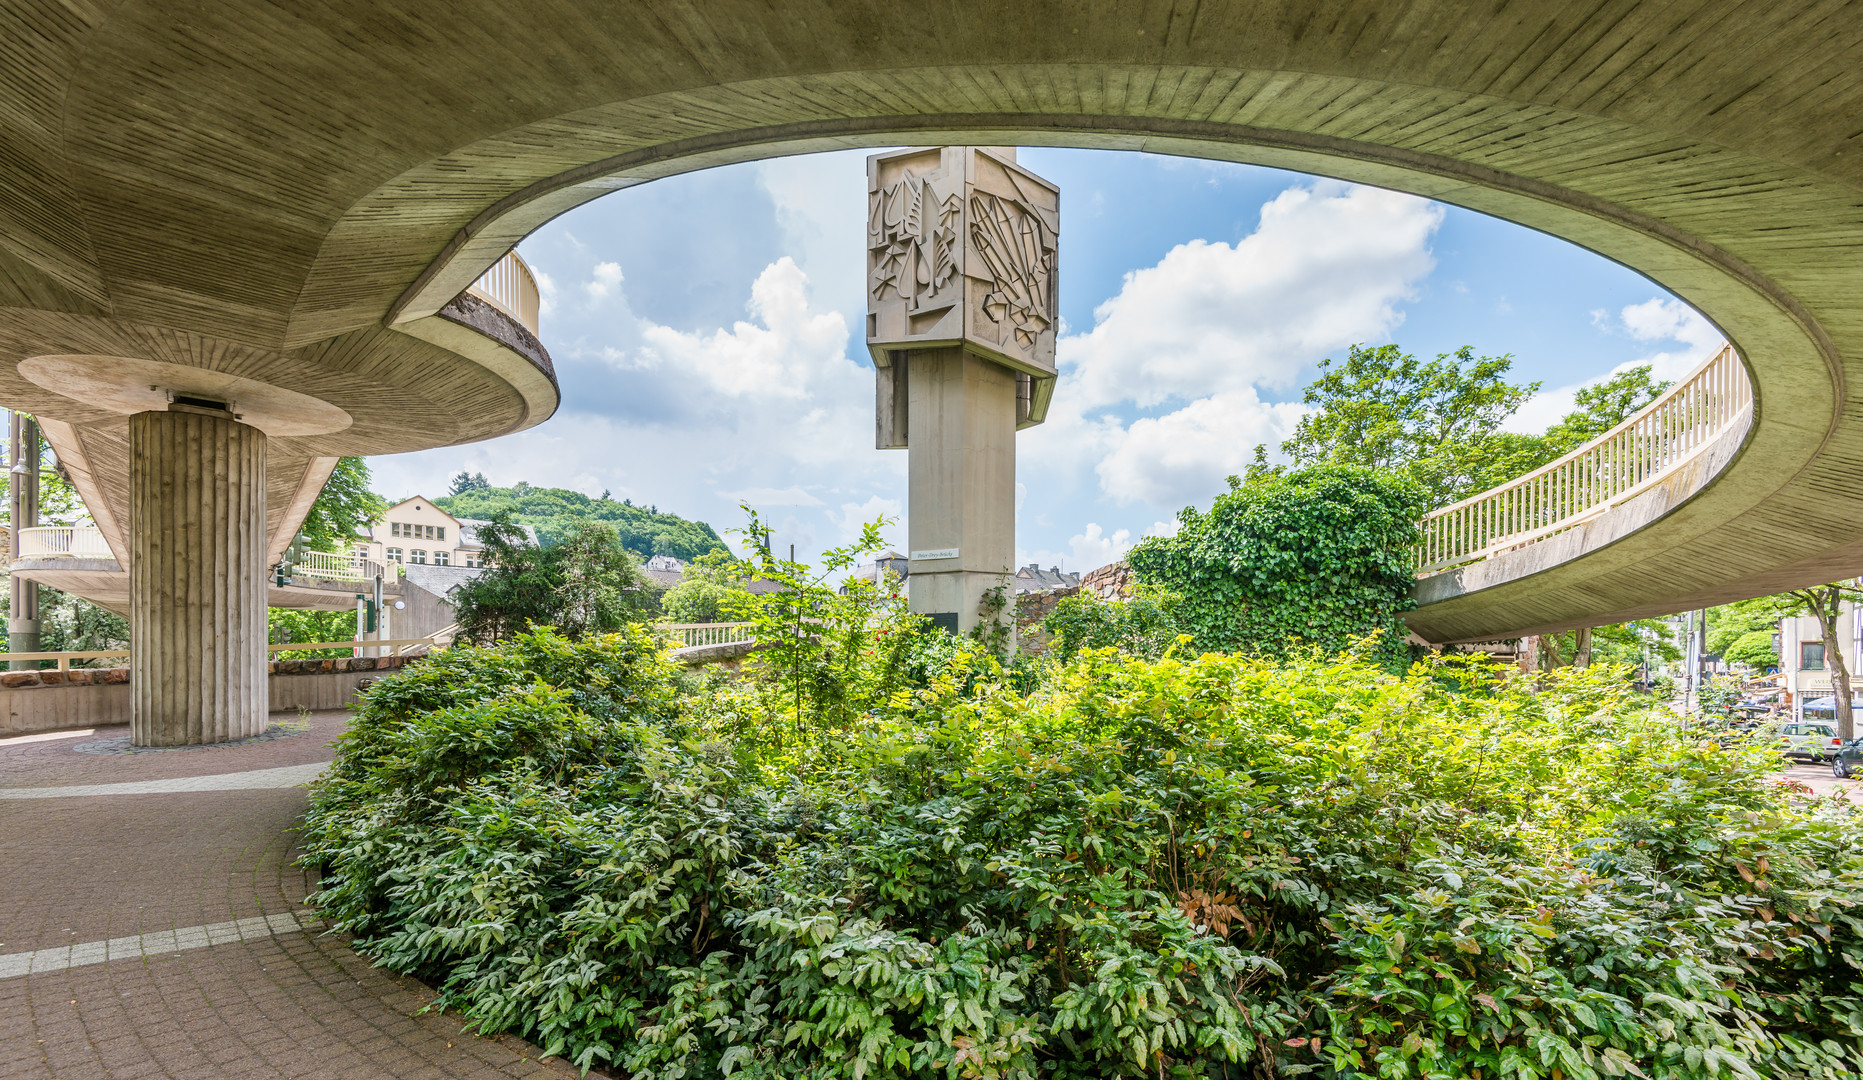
left=866, top=147, right=1058, bottom=639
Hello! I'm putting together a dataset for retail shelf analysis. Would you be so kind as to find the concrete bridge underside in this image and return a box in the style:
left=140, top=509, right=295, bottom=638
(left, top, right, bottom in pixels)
left=2, top=0, right=1863, bottom=678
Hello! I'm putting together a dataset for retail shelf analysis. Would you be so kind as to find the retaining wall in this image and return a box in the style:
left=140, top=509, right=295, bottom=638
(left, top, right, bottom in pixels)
left=0, top=655, right=415, bottom=738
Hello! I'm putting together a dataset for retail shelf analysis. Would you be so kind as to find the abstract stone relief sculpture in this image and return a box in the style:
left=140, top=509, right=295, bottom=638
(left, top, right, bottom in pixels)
left=967, top=190, right=1055, bottom=352
left=866, top=146, right=1060, bottom=381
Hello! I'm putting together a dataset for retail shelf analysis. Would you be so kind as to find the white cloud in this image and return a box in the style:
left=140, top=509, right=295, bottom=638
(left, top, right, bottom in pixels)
left=584, top=261, right=623, bottom=301
left=532, top=266, right=559, bottom=317
left=1062, top=181, right=1443, bottom=411
left=754, top=150, right=877, bottom=321
left=1096, top=392, right=1309, bottom=506
left=627, top=258, right=847, bottom=399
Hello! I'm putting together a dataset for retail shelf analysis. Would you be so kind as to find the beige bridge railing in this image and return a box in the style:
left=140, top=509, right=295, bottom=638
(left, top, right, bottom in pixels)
left=466, top=251, right=541, bottom=335
left=1417, top=343, right=1752, bottom=576
left=17, top=525, right=112, bottom=559
left=660, top=623, right=756, bottom=648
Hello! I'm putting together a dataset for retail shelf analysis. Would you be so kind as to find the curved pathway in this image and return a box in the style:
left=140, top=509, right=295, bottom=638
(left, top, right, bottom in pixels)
left=0, top=713, right=585, bottom=1080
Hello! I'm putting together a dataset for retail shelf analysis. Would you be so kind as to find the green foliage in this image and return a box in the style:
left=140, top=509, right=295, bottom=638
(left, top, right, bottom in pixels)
left=300, top=457, right=388, bottom=553
left=1041, top=584, right=1184, bottom=662
left=660, top=550, right=753, bottom=623
left=1539, top=366, right=1671, bottom=454
left=1128, top=464, right=1425, bottom=667
left=1711, top=598, right=1786, bottom=659
left=1724, top=629, right=1781, bottom=671
left=450, top=470, right=491, bottom=496
left=268, top=607, right=360, bottom=659
left=304, top=633, right=1863, bottom=1079
left=451, top=514, right=659, bottom=644
left=718, top=508, right=926, bottom=745
left=435, top=481, right=729, bottom=561
left=0, top=583, right=128, bottom=662
left=1281, top=344, right=1539, bottom=508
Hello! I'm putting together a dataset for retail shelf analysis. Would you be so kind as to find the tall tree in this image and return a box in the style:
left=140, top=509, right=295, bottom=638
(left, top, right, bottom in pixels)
left=449, top=470, right=491, bottom=496
left=451, top=514, right=658, bottom=643
left=1282, top=344, right=1539, bottom=509
left=300, top=457, right=387, bottom=552
left=1783, top=583, right=1863, bottom=741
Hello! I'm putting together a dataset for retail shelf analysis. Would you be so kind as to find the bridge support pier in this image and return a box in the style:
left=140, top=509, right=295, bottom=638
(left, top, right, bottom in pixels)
left=128, top=408, right=269, bottom=746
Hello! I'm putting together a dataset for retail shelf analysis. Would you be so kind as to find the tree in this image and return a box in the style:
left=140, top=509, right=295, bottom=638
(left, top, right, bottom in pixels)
left=300, top=457, right=386, bottom=552
left=449, top=471, right=491, bottom=496
left=434, top=481, right=730, bottom=561
left=1540, top=366, right=1670, bottom=454
left=660, top=550, right=751, bottom=623
left=1783, top=583, right=1863, bottom=742
left=1282, top=344, right=1539, bottom=509
left=451, top=514, right=658, bottom=644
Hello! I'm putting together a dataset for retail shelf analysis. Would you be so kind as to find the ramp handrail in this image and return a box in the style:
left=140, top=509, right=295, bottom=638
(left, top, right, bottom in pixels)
left=16, top=525, right=111, bottom=559
left=1418, top=343, right=1752, bottom=575
left=291, top=550, right=386, bottom=583
left=466, top=251, right=541, bottom=334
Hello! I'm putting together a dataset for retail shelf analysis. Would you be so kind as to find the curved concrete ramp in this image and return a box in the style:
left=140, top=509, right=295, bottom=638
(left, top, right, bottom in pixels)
left=1, top=1, right=1862, bottom=647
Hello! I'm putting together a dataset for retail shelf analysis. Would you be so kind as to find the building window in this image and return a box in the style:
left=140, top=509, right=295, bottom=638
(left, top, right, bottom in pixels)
left=410, top=549, right=427, bottom=564
left=434, top=550, right=449, bottom=566
left=463, top=554, right=481, bottom=568
left=386, top=547, right=402, bottom=563
left=355, top=547, right=369, bottom=560
left=1802, top=641, right=1826, bottom=670
left=436, top=526, right=445, bottom=541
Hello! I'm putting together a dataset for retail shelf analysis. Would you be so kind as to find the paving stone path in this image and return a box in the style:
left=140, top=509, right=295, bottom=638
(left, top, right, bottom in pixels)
left=0, top=711, right=586, bottom=1080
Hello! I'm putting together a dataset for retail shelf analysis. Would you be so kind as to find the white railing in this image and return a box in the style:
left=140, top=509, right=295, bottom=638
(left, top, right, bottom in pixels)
left=659, top=622, right=756, bottom=648
left=16, top=525, right=112, bottom=560
left=1418, top=343, right=1753, bottom=575
left=466, top=250, right=541, bottom=335
left=291, top=550, right=386, bottom=583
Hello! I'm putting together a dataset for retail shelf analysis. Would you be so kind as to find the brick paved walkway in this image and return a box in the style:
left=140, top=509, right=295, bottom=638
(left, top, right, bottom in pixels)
left=0, top=712, right=586, bottom=1080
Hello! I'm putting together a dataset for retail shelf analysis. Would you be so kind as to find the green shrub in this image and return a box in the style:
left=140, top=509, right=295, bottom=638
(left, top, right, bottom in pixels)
left=304, top=631, right=1863, bottom=1079
left=1040, top=584, right=1184, bottom=662
left=1128, top=465, right=1426, bottom=669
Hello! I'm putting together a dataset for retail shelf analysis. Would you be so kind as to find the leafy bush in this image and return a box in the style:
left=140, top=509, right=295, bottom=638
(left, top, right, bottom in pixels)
left=1129, top=464, right=1426, bottom=668
left=452, top=515, right=660, bottom=644
left=1041, top=584, right=1184, bottom=662
left=305, top=625, right=1863, bottom=1079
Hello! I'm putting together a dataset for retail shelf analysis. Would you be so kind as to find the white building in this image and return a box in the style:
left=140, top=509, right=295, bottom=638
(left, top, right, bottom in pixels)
left=1779, top=605, right=1863, bottom=720
left=355, top=496, right=537, bottom=569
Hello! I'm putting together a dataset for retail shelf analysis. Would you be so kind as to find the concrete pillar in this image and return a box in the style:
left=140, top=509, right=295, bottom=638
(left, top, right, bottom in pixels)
left=9, top=411, right=39, bottom=666
left=906, top=347, right=1017, bottom=635
left=129, top=409, right=268, bottom=746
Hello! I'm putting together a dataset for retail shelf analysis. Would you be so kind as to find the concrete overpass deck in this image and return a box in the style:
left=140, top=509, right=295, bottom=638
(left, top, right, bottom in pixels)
left=2, top=0, right=1863, bottom=730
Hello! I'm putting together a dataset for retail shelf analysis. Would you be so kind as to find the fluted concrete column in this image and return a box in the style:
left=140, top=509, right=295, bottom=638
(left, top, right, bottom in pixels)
left=129, top=409, right=268, bottom=746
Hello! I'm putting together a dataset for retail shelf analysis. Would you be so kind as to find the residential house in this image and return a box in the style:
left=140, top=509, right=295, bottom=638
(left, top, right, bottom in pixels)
left=1014, top=562, right=1080, bottom=593
left=1780, top=605, right=1863, bottom=720
left=355, top=496, right=538, bottom=568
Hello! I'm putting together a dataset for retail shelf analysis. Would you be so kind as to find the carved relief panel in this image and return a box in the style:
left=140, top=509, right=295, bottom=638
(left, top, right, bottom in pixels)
left=866, top=146, right=1059, bottom=378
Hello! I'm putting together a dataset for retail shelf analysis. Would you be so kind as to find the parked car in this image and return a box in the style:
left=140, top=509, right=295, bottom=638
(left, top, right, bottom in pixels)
left=1758, top=721, right=1844, bottom=763
left=1834, top=739, right=1863, bottom=778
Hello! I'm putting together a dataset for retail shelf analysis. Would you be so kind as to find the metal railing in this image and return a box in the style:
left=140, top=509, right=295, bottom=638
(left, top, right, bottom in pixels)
left=291, top=550, right=386, bottom=583
left=16, top=525, right=112, bottom=560
left=1418, top=343, right=1753, bottom=575
left=659, top=623, right=756, bottom=648
left=466, top=250, right=541, bottom=335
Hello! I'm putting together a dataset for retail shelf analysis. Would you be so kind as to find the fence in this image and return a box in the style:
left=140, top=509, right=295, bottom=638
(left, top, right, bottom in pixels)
left=0, top=633, right=452, bottom=672
left=16, top=526, right=112, bottom=559
left=659, top=623, right=756, bottom=648
left=1417, top=343, right=1752, bottom=575
left=466, top=251, right=541, bottom=334
left=291, top=550, right=386, bottom=583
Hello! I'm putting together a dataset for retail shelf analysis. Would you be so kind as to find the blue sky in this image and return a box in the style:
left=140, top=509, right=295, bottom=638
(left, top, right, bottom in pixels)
left=370, top=148, right=1722, bottom=571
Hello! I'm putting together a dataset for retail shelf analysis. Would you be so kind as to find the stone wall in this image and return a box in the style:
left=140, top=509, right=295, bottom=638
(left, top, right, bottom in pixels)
left=1014, top=586, right=1077, bottom=656
left=0, top=654, right=419, bottom=738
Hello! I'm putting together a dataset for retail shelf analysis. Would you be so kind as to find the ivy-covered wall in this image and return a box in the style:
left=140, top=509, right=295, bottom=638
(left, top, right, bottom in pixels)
left=1128, top=464, right=1425, bottom=667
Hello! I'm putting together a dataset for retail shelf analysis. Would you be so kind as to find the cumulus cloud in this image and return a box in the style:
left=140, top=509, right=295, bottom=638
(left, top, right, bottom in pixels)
left=584, top=261, right=623, bottom=301
left=1063, top=181, right=1443, bottom=411
left=1095, top=392, right=1309, bottom=506
left=1026, top=179, right=1439, bottom=509
left=370, top=255, right=906, bottom=552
